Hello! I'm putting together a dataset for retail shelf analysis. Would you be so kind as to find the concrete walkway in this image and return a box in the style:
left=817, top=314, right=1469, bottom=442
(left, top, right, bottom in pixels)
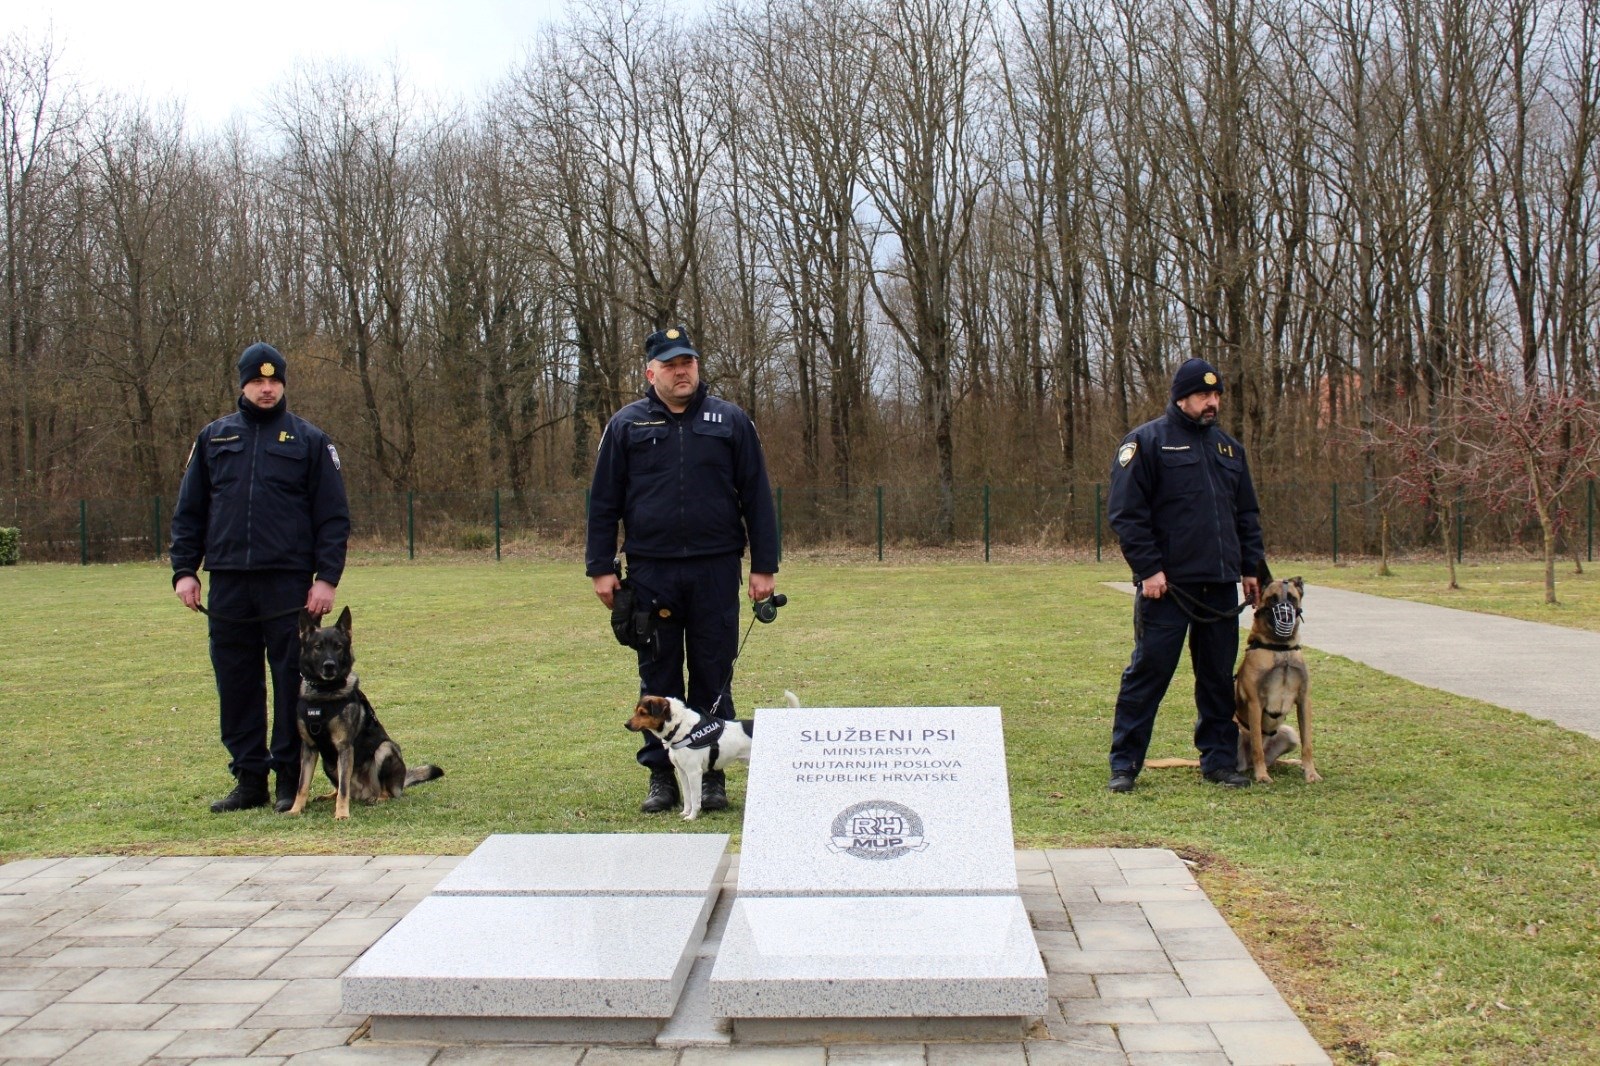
left=0, top=851, right=1329, bottom=1066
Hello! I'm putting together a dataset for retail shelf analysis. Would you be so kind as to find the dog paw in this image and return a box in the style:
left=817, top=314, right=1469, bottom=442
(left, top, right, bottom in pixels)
left=1304, top=768, right=1323, bottom=783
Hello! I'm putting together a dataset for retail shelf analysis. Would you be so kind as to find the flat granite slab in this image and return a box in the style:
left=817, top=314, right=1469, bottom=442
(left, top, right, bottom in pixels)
left=708, top=894, right=1047, bottom=1018
left=430, top=833, right=730, bottom=896
left=739, top=706, right=1019, bottom=897
left=343, top=893, right=718, bottom=1018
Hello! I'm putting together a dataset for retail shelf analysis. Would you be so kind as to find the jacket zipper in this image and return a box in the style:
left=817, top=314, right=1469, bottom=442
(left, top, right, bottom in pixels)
left=245, top=420, right=258, bottom=569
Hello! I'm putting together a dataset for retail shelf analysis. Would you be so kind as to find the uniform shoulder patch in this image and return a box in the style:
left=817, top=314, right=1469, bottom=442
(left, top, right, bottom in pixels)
left=326, top=443, right=340, bottom=470
left=1117, top=441, right=1138, bottom=468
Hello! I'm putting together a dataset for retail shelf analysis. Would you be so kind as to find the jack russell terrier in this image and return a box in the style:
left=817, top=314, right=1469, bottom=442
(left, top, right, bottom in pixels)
left=624, top=692, right=796, bottom=820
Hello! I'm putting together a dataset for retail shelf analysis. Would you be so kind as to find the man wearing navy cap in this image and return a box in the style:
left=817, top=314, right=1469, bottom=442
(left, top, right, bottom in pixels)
left=170, top=343, right=350, bottom=813
left=586, top=325, right=779, bottom=814
left=1104, top=358, right=1265, bottom=792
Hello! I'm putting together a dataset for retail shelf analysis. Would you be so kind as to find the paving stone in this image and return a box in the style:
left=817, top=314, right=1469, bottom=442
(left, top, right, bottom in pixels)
left=1124, top=1053, right=1229, bottom=1065
left=1096, top=886, right=1206, bottom=904
left=0, top=860, right=65, bottom=879
left=260, top=954, right=358, bottom=980
left=1095, top=974, right=1188, bottom=1000
left=150, top=1027, right=267, bottom=1058
left=55, top=917, right=175, bottom=939
left=35, top=967, right=101, bottom=991
left=1150, top=995, right=1295, bottom=1023
left=1140, top=902, right=1230, bottom=932
left=0, top=993, right=62, bottom=1017
left=254, top=1027, right=362, bottom=1055
left=561, top=1050, right=677, bottom=1066
left=254, top=978, right=343, bottom=1016
left=278, top=1047, right=437, bottom=1064
left=311, top=918, right=396, bottom=948
left=1022, top=1037, right=1128, bottom=1066
left=1173, top=960, right=1279, bottom=998
left=164, top=901, right=277, bottom=927
left=925, top=1042, right=1027, bottom=1065
left=226, top=925, right=312, bottom=949
left=17, top=1001, right=173, bottom=1030
left=37, top=944, right=171, bottom=969
left=1045, top=972, right=1095, bottom=999
left=0, top=1026, right=90, bottom=1057
left=48, top=1030, right=182, bottom=1066
left=153, top=926, right=240, bottom=948
left=147, top=1001, right=262, bottom=1029
left=432, top=1045, right=585, bottom=1066
left=824, top=1045, right=927, bottom=1065
left=1209, top=1020, right=1333, bottom=1065
left=157, top=978, right=287, bottom=1005
left=1072, top=921, right=1162, bottom=953
left=1040, top=949, right=1171, bottom=975
left=677, top=1048, right=825, bottom=1066
left=184, top=946, right=289, bottom=979
left=1061, top=997, right=1158, bottom=1025
left=1153, top=928, right=1252, bottom=963
left=61, top=966, right=182, bottom=1002
left=1115, top=1023, right=1222, bottom=1054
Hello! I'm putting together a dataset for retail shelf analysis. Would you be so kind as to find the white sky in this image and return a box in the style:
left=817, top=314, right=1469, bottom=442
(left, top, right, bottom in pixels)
left=5, top=0, right=668, bottom=133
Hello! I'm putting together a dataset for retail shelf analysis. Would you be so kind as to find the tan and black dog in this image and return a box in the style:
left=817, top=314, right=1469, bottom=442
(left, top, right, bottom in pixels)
left=1235, top=577, right=1320, bottom=784
left=287, top=608, right=443, bottom=820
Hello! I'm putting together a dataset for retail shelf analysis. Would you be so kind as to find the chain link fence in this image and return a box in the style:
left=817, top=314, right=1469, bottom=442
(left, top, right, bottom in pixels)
left=3, top=481, right=1596, bottom=566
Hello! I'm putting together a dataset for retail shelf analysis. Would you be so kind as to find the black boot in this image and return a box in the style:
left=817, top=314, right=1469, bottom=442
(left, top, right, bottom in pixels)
left=210, top=770, right=269, bottom=813
left=701, top=769, right=729, bottom=811
left=274, top=770, right=299, bottom=813
left=640, top=768, right=680, bottom=814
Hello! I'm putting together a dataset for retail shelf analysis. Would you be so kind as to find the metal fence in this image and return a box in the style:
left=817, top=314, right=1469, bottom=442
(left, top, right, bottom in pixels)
left=3, top=481, right=1596, bottom=565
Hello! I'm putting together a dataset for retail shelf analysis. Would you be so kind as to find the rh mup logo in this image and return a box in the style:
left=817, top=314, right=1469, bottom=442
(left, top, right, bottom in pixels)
left=828, top=800, right=931, bottom=860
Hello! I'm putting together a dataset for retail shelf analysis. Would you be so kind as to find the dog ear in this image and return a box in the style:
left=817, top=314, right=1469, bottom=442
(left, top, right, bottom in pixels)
left=299, top=609, right=318, bottom=637
left=335, top=606, right=352, bottom=634
left=1291, top=576, right=1304, bottom=594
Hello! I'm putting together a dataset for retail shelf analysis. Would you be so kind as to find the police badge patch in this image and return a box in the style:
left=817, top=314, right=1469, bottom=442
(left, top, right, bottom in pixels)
left=1117, top=442, right=1138, bottom=467
left=327, top=443, right=340, bottom=470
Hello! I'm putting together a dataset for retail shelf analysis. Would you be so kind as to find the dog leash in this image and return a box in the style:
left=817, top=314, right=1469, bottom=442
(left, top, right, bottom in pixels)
left=704, top=612, right=763, bottom=719
left=1160, top=583, right=1252, bottom=624
left=194, top=604, right=304, bottom=625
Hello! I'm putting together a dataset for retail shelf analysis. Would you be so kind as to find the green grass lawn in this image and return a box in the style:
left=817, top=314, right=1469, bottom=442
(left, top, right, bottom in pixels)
left=3, top=557, right=1598, bottom=1064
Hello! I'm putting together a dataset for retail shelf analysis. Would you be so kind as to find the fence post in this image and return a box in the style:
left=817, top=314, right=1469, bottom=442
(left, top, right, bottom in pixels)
left=1331, top=483, right=1339, bottom=564
left=493, top=489, right=502, bottom=561
left=79, top=499, right=88, bottom=566
left=152, top=495, right=162, bottom=560
left=876, top=486, right=889, bottom=560
left=1094, top=483, right=1102, bottom=562
left=407, top=491, right=415, bottom=561
left=983, top=484, right=991, bottom=562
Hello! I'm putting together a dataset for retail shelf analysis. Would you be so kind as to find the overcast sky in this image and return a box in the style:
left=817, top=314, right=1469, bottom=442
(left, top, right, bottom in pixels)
left=6, top=0, right=684, bottom=133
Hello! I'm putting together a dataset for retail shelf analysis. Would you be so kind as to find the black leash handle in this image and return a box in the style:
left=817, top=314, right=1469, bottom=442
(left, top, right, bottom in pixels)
left=194, top=603, right=304, bottom=625
left=1160, top=582, right=1252, bottom=624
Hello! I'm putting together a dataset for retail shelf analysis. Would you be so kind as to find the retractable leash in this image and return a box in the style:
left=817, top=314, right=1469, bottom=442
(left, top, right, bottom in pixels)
left=705, top=594, right=788, bottom=718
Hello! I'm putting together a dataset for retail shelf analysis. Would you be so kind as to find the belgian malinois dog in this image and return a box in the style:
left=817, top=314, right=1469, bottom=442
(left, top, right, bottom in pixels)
left=1235, top=577, right=1320, bottom=784
left=287, top=608, right=443, bottom=819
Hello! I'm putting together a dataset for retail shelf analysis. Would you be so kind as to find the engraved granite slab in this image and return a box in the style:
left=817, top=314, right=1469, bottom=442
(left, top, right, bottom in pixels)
left=343, top=893, right=717, bottom=1018
left=430, top=833, right=730, bottom=897
left=737, top=706, right=1017, bottom=896
left=708, top=895, right=1047, bottom=1017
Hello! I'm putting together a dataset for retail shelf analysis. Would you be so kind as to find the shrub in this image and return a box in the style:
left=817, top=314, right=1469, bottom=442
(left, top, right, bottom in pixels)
left=0, top=527, right=18, bottom=565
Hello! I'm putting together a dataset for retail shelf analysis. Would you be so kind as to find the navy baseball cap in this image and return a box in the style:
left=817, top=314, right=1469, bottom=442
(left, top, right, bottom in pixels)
left=644, top=326, right=699, bottom=364
left=238, top=342, right=287, bottom=387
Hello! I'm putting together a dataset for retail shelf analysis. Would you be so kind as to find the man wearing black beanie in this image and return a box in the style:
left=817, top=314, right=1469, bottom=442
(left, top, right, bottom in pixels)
left=170, top=343, right=351, bottom=813
left=1104, top=357, right=1266, bottom=792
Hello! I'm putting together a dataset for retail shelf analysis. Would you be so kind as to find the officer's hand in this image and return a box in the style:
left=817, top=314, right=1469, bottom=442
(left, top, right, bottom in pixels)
left=749, top=572, right=775, bottom=602
left=593, top=573, right=621, bottom=610
left=175, top=575, right=202, bottom=611
left=305, top=580, right=336, bottom=619
left=1241, top=576, right=1260, bottom=606
left=1139, top=571, right=1168, bottom=600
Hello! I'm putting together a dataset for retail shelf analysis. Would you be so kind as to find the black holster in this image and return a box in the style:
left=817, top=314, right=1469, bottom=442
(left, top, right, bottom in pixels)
left=610, top=581, right=658, bottom=657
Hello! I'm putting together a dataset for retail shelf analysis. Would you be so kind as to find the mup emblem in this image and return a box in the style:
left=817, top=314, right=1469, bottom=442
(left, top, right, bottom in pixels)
left=665, top=328, right=680, bottom=339
left=828, top=800, right=930, bottom=860
left=1203, top=371, right=1217, bottom=386
left=260, top=362, right=276, bottom=377
left=1117, top=442, right=1138, bottom=467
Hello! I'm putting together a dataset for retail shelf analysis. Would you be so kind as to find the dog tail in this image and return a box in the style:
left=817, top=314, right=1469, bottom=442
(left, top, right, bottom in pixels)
left=1143, top=758, right=1201, bottom=769
left=784, top=690, right=800, bottom=708
left=404, top=764, right=445, bottom=787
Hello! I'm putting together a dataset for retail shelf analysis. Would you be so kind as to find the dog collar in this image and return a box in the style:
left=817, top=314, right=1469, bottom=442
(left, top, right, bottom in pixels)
left=302, top=673, right=358, bottom=703
left=1246, top=639, right=1301, bottom=652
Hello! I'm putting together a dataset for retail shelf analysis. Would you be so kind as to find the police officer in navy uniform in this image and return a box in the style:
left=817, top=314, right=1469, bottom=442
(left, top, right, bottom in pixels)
left=587, top=325, right=779, bottom=814
left=170, top=343, right=351, bottom=814
left=1106, top=357, right=1265, bottom=792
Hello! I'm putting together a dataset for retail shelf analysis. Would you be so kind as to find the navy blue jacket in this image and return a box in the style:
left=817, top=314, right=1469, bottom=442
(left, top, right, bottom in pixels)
left=1108, top=402, right=1264, bottom=586
left=586, top=383, right=779, bottom=577
left=170, top=397, right=350, bottom=586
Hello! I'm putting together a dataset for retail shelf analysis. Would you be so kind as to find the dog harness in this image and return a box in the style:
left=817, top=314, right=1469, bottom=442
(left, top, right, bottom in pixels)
left=673, top=718, right=726, bottom=750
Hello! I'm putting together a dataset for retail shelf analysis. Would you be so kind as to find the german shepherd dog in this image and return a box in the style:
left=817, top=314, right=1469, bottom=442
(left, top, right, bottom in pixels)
left=1234, top=577, right=1320, bottom=784
left=287, top=608, right=443, bottom=819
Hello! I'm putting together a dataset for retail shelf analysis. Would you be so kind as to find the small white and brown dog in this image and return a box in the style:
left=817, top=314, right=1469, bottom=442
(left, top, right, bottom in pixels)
left=625, top=695, right=755, bottom=820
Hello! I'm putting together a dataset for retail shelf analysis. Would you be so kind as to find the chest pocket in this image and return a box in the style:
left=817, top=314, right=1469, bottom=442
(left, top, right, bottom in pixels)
left=627, top=422, right=672, bottom=473
left=262, top=440, right=308, bottom=491
left=205, top=437, right=247, bottom=486
left=1158, top=448, right=1204, bottom=496
left=690, top=417, right=733, bottom=463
